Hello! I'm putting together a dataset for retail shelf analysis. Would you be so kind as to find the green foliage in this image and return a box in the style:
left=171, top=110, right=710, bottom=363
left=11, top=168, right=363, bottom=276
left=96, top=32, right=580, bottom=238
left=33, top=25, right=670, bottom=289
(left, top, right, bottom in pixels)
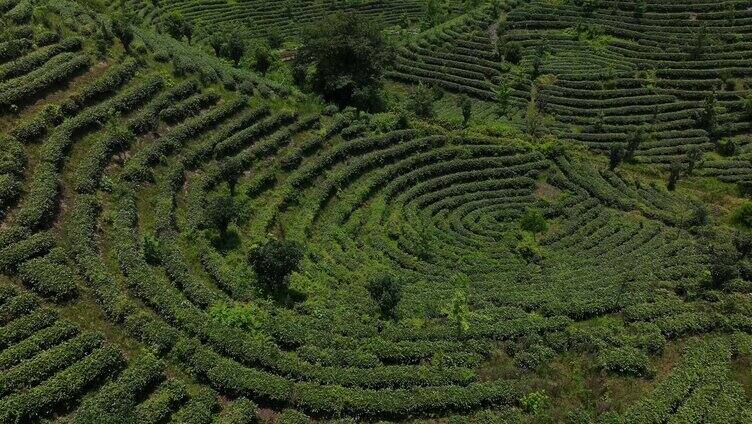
left=717, top=138, right=737, bottom=157
left=251, top=42, right=273, bottom=75
left=495, top=80, right=512, bottom=116
left=520, top=390, right=550, bottom=415
left=141, top=233, right=160, bottom=265
left=408, top=82, right=435, bottom=118
left=110, top=12, right=133, bottom=52
left=608, top=146, right=623, bottom=170
left=161, top=11, right=193, bottom=43
left=366, top=273, right=403, bottom=319
left=459, top=94, right=472, bottom=127
left=520, top=209, right=548, bottom=234
left=732, top=202, right=752, bottom=229
left=501, top=41, right=522, bottom=65
left=248, top=239, right=304, bottom=292
left=204, top=184, right=237, bottom=234
left=295, top=13, right=389, bottom=110
left=423, top=0, right=449, bottom=29
left=443, top=274, right=471, bottom=336
left=667, top=160, right=682, bottom=191
left=598, top=346, right=654, bottom=377
left=209, top=302, right=268, bottom=333
left=516, top=232, right=544, bottom=263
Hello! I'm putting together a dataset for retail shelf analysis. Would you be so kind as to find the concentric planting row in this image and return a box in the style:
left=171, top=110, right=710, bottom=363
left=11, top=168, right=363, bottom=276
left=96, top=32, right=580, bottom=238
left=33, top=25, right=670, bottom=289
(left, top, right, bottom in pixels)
left=393, top=0, right=752, bottom=172
left=2, top=1, right=752, bottom=422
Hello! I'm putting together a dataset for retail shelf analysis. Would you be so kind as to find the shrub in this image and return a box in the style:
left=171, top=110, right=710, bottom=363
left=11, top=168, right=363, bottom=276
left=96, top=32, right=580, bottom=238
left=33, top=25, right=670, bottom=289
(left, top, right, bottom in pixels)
left=597, top=346, right=654, bottom=377
left=209, top=302, right=268, bottom=333
left=520, top=390, right=550, bottom=415
left=141, top=233, right=161, bottom=265
left=732, top=202, right=752, bottom=229
left=516, top=233, right=544, bottom=263
left=204, top=185, right=237, bottom=235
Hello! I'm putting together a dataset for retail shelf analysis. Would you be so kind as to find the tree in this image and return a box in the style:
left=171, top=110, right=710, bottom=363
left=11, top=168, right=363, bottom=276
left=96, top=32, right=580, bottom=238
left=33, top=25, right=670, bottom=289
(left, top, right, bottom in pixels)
left=530, top=44, right=546, bottom=79
left=692, top=23, right=707, bottom=60
left=667, top=160, right=682, bottom=191
left=717, top=138, right=737, bottom=157
left=366, top=274, right=402, bottom=319
left=686, top=146, right=703, bottom=175
left=208, top=32, right=224, bottom=56
left=699, top=89, right=717, bottom=133
left=520, top=209, right=548, bottom=234
left=525, top=98, right=544, bottom=138
left=248, top=240, right=304, bottom=292
left=294, top=13, right=389, bottom=110
left=634, top=0, right=646, bottom=23
left=142, top=233, right=161, bottom=265
left=221, top=36, right=246, bottom=66
left=266, top=29, right=284, bottom=49
left=204, top=187, right=236, bottom=235
left=183, top=20, right=194, bottom=44
left=708, top=242, right=739, bottom=288
left=443, top=273, right=470, bottom=336
left=111, top=13, right=133, bottom=53
left=409, top=83, right=435, bottom=119
left=608, top=146, right=623, bottom=170
left=423, top=0, right=448, bottom=29
left=732, top=202, right=752, bottom=229
left=624, top=126, right=644, bottom=163
left=252, top=43, right=273, bottom=75
left=496, top=80, right=512, bottom=116
left=162, top=12, right=190, bottom=41
left=501, top=41, right=522, bottom=65
left=517, top=232, right=544, bottom=264
left=744, top=91, right=752, bottom=120
left=460, top=95, right=472, bottom=127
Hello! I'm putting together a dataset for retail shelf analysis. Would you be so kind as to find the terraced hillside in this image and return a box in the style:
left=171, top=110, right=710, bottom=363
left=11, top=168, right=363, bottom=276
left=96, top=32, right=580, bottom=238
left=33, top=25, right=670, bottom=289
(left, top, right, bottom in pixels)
left=3, top=0, right=752, bottom=423
left=393, top=0, right=752, bottom=174
left=114, top=0, right=450, bottom=41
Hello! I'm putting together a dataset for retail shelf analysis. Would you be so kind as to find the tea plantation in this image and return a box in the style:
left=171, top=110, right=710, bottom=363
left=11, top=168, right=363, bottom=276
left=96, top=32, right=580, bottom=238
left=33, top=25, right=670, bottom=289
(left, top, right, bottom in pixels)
left=2, top=0, right=752, bottom=423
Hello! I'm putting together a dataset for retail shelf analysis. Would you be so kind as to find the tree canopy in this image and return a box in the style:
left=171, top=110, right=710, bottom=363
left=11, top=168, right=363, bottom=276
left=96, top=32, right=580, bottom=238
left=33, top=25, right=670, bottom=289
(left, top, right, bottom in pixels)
left=294, top=13, right=390, bottom=110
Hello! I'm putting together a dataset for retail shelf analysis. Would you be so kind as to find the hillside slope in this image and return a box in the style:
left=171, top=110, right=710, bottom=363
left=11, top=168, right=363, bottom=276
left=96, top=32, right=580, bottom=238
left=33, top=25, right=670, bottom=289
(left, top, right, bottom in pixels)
left=1, top=0, right=752, bottom=423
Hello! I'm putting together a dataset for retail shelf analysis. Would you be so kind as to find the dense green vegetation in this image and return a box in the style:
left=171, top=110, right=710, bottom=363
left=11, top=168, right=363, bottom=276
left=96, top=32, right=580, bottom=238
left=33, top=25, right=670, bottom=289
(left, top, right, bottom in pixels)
left=2, top=0, right=752, bottom=422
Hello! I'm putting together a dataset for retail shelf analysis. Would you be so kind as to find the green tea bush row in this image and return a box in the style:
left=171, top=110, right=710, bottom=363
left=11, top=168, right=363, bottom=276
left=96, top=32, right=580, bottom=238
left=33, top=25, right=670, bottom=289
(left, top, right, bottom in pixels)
left=0, top=319, right=77, bottom=370
left=72, top=353, right=164, bottom=424
left=0, top=292, right=37, bottom=324
left=159, top=90, right=220, bottom=124
left=0, top=38, right=31, bottom=63
left=0, top=307, right=57, bottom=349
left=0, top=37, right=82, bottom=81
left=0, top=172, right=20, bottom=209
left=61, top=56, right=141, bottom=115
left=213, top=109, right=297, bottom=158
left=134, top=379, right=188, bottom=423
left=213, top=397, right=258, bottom=424
left=17, top=255, right=79, bottom=301
left=128, top=79, right=200, bottom=135
left=0, top=230, right=55, bottom=273
left=0, top=345, right=125, bottom=423
left=123, top=96, right=246, bottom=181
left=184, top=105, right=269, bottom=168
left=0, top=331, right=103, bottom=397
left=0, top=53, right=89, bottom=111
